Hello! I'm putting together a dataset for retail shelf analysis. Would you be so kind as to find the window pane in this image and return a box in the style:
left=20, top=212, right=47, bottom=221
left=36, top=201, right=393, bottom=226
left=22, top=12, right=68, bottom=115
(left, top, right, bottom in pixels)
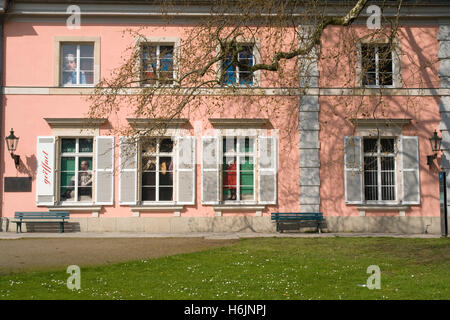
left=240, top=156, right=254, bottom=200
left=61, top=139, right=76, bottom=153
left=142, top=156, right=156, bottom=171
left=78, top=157, right=93, bottom=200
left=159, top=187, right=173, bottom=201
left=60, top=171, right=75, bottom=186
left=61, top=45, right=78, bottom=85
left=80, top=58, right=94, bottom=72
left=79, top=139, right=93, bottom=153
left=160, top=139, right=173, bottom=153
left=223, top=156, right=237, bottom=200
left=239, top=137, right=254, bottom=153
left=79, top=157, right=93, bottom=171
left=159, top=157, right=173, bottom=186
left=379, top=72, right=393, bottom=86
left=364, top=156, right=377, bottom=171
left=238, top=46, right=254, bottom=85
left=142, top=172, right=156, bottom=186
left=222, top=55, right=236, bottom=85
left=141, top=45, right=157, bottom=85
left=363, top=138, right=377, bottom=153
left=362, top=72, right=376, bottom=86
left=364, top=156, right=378, bottom=201
left=61, top=156, right=75, bottom=171
left=80, top=45, right=94, bottom=57
left=62, top=71, right=76, bottom=85
left=361, top=44, right=376, bottom=72
left=142, top=187, right=156, bottom=201
left=142, top=139, right=157, bottom=154
left=60, top=170, right=75, bottom=201
left=381, top=157, right=395, bottom=171
left=380, top=139, right=394, bottom=153
left=223, top=137, right=237, bottom=153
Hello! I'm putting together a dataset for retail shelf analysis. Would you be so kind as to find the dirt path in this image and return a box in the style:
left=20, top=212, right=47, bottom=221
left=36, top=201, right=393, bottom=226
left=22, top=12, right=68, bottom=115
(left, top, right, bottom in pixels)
left=0, top=238, right=238, bottom=274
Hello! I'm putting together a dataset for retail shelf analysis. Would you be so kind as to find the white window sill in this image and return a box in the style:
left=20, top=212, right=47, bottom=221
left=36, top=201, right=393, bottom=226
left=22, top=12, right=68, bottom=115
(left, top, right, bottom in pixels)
left=355, top=204, right=410, bottom=217
left=130, top=205, right=184, bottom=217
left=212, top=205, right=265, bottom=217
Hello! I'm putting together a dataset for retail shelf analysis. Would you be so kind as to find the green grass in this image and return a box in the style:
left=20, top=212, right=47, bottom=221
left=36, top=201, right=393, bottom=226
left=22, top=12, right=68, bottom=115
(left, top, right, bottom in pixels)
left=1, top=237, right=449, bottom=300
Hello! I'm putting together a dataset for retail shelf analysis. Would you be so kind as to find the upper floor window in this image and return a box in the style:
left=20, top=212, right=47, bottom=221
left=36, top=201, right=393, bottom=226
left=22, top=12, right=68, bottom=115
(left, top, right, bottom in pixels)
left=61, top=43, right=94, bottom=86
left=141, top=44, right=174, bottom=86
left=361, top=43, right=393, bottom=87
left=222, top=44, right=255, bottom=86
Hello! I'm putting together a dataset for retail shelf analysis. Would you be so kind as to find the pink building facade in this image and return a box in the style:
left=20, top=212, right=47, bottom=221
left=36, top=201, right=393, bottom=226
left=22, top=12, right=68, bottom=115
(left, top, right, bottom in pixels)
left=0, top=1, right=449, bottom=234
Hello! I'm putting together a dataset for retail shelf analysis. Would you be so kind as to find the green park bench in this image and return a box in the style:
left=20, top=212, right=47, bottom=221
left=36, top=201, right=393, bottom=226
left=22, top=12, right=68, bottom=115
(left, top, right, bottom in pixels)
left=271, top=212, right=324, bottom=233
left=12, top=211, right=70, bottom=233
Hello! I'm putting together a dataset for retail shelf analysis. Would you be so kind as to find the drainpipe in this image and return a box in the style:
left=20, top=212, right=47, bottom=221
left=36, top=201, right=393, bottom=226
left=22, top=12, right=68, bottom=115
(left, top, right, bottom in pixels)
left=0, top=0, right=10, bottom=227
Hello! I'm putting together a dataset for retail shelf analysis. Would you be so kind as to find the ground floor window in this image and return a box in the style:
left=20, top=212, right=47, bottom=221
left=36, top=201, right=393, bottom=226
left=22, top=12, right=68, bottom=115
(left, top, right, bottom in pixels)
left=60, top=138, right=94, bottom=202
left=141, top=138, right=174, bottom=202
left=222, top=137, right=255, bottom=201
left=363, top=137, right=396, bottom=202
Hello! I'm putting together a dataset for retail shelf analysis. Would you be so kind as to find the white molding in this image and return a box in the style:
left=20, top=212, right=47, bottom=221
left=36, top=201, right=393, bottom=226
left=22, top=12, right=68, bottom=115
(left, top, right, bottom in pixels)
left=212, top=205, right=265, bottom=217
left=130, top=205, right=184, bottom=217
left=4, top=86, right=450, bottom=96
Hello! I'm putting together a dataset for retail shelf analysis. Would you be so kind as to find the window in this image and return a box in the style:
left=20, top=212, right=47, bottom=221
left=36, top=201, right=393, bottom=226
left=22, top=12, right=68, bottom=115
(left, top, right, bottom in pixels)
left=361, top=43, right=393, bottom=87
left=60, top=138, right=94, bottom=202
left=222, top=137, right=255, bottom=201
left=141, top=138, right=174, bottom=202
left=363, top=137, right=396, bottom=202
left=61, top=43, right=94, bottom=86
left=141, top=44, right=174, bottom=86
left=222, top=44, right=255, bottom=86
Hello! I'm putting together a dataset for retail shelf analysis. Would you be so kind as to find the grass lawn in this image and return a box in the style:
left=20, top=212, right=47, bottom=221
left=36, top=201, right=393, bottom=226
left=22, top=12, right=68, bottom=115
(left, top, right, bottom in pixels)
left=0, top=237, right=449, bottom=300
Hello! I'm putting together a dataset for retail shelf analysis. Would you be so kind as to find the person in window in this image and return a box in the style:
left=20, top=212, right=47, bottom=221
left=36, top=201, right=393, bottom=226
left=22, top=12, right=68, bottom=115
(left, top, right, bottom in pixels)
left=61, top=160, right=92, bottom=200
left=78, top=160, right=93, bottom=199
left=224, top=157, right=237, bottom=200
left=63, top=53, right=86, bottom=85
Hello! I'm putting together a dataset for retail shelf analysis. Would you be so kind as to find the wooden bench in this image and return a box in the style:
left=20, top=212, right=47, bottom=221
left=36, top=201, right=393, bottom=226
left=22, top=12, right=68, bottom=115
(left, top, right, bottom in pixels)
left=271, top=212, right=324, bottom=233
left=12, top=211, right=70, bottom=233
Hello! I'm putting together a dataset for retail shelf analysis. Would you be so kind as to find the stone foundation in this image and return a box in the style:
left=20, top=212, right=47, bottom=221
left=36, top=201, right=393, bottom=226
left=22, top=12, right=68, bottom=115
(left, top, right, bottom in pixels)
left=1, top=216, right=442, bottom=234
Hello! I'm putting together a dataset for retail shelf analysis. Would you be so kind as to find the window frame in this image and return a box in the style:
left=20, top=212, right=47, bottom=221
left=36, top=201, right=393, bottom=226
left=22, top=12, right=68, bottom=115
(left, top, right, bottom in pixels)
left=217, top=40, right=261, bottom=87
left=221, top=136, right=257, bottom=205
left=60, top=43, right=95, bottom=87
left=58, top=137, right=95, bottom=205
left=140, top=43, right=176, bottom=87
left=363, top=136, right=398, bottom=204
left=135, top=37, right=180, bottom=88
left=54, top=36, right=101, bottom=88
left=138, top=137, right=176, bottom=205
left=356, top=38, right=401, bottom=89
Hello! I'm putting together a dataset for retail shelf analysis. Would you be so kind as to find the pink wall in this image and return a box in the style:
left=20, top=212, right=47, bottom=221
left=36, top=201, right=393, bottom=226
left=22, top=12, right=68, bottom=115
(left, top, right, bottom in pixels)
left=1, top=22, right=442, bottom=219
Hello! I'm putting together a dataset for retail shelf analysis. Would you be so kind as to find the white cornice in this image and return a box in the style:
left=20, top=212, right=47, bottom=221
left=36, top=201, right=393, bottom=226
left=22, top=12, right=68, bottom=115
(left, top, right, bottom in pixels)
left=44, top=118, right=107, bottom=128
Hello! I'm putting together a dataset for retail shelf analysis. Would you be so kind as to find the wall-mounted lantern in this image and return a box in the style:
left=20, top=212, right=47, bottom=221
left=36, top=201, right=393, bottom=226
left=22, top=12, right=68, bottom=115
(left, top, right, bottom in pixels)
left=427, top=130, right=442, bottom=167
left=5, top=128, right=20, bottom=168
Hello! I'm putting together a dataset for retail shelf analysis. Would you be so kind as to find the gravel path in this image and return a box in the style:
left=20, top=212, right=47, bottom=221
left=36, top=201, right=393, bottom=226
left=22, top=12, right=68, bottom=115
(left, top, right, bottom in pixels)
left=0, top=238, right=238, bottom=274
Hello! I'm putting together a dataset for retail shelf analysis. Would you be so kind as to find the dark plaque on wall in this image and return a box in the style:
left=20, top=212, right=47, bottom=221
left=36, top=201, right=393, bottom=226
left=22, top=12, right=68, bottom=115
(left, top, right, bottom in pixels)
left=4, top=177, right=32, bottom=192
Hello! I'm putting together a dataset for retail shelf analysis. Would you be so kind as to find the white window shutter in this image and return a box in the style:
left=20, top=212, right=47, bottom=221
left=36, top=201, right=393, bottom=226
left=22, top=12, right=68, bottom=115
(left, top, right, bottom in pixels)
left=201, top=136, right=220, bottom=204
left=176, top=136, right=196, bottom=205
left=258, top=136, right=277, bottom=204
left=36, top=136, right=56, bottom=206
left=344, top=136, right=363, bottom=204
left=119, top=136, right=138, bottom=205
left=401, top=136, right=420, bottom=205
left=95, top=136, right=114, bottom=205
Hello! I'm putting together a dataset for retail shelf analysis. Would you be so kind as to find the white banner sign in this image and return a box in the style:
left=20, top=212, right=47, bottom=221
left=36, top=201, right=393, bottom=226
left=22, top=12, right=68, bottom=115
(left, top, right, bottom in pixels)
left=36, top=137, right=55, bottom=196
